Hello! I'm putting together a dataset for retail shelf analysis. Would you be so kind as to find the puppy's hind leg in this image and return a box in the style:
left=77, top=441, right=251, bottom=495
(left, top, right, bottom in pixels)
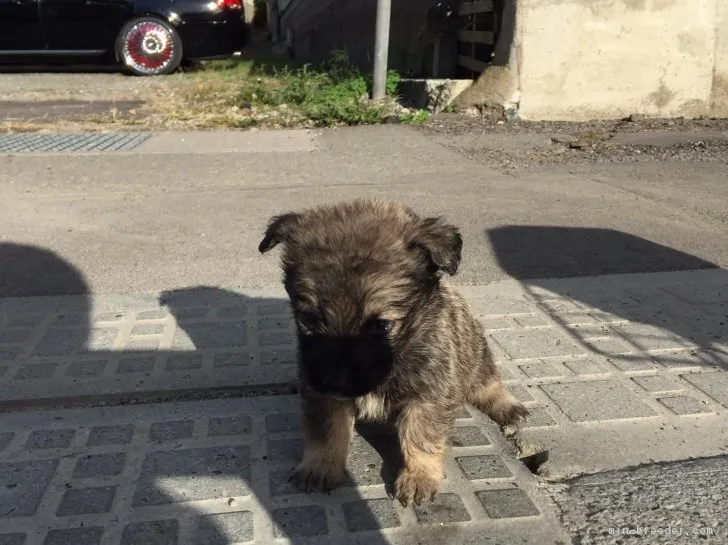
left=290, top=392, right=354, bottom=493
left=469, top=378, right=529, bottom=428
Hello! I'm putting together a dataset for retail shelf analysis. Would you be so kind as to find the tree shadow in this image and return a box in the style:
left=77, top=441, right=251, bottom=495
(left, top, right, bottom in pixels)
left=0, top=242, right=395, bottom=544
left=486, top=226, right=728, bottom=370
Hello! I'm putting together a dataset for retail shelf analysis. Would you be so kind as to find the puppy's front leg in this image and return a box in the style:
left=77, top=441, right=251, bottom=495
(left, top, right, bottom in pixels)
left=290, top=392, right=354, bottom=493
left=394, top=404, right=448, bottom=506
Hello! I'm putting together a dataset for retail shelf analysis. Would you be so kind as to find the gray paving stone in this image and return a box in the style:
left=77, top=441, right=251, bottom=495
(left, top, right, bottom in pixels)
left=631, top=375, right=685, bottom=393
left=507, top=384, right=536, bottom=403
left=86, top=425, right=135, bottom=446
left=413, top=493, right=471, bottom=524
left=0, top=365, right=7, bottom=379
left=0, top=459, right=58, bottom=517
left=195, top=511, right=254, bottom=544
left=5, top=315, right=44, bottom=328
left=0, top=534, right=26, bottom=545
left=476, top=488, right=541, bottom=518
left=607, top=355, right=661, bottom=372
left=260, top=349, right=296, bottom=365
left=449, top=426, right=491, bottom=447
left=343, top=499, right=401, bottom=532
left=213, top=352, right=252, bottom=367
left=207, top=416, right=251, bottom=437
left=26, top=429, right=75, bottom=449
left=66, top=360, right=107, bottom=378
left=14, top=362, right=58, bottom=380
left=174, top=307, right=211, bottom=322
left=0, top=329, right=34, bottom=343
left=610, top=322, right=695, bottom=352
left=272, top=506, right=328, bottom=537
left=521, top=407, right=557, bottom=428
left=50, top=314, right=86, bottom=328
left=73, top=452, right=126, bottom=478
left=94, top=312, right=125, bottom=322
left=132, top=446, right=251, bottom=506
left=172, top=321, right=247, bottom=349
left=117, top=356, right=155, bottom=374
left=0, top=433, right=14, bottom=452
left=682, top=372, right=728, bottom=407
left=540, top=380, right=658, bottom=422
left=489, top=328, right=585, bottom=360
left=562, top=358, right=607, bottom=375
left=121, top=520, right=177, bottom=545
left=217, top=305, right=249, bottom=318
left=43, top=527, right=104, bottom=545
left=256, top=301, right=290, bottom=315
left=165, top=354, right=202, bottom=371
left=258, top=316, right=291, bottom=330
left=265, top=412, right=300, bottom=433
left=259, top=331, right=294, bottom=346
left=267, top=438, right=304, bottom=462
left=149, top=420, right=194, bottom=442
left=33, top=328, right=117, bottom=356
left=56, top=485, right=117, bottom=516
left=131, top=324, right=164, bottom=335
left=658, top=396, right=713, bottom=415
left=455, top=455, right=513, bottom=480
left=137, top=310, right=167, bottom=320
left=518, top=361, right=563, bottom=378
left=124, top=338, right=161, bottom=350
left=0, top=394, right=569, bottom=544
left=0, top=349, right=21, bottom=361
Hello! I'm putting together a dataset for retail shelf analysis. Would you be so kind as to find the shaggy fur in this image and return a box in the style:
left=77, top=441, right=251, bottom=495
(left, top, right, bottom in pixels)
left=258, top=198, right=528, bottom=506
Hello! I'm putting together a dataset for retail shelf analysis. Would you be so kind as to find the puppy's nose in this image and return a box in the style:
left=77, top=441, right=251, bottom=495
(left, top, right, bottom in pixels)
left=318, top=367, right=351, bottom=395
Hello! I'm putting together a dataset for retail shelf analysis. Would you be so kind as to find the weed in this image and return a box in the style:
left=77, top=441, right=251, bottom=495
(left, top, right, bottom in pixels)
left=400, top=109, right=430, bottom=124
left=236, top=50, right=402, bottom=127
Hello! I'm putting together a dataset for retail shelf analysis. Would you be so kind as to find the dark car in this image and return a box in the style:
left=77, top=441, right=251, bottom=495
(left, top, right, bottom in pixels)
left=0, top=0, right=249, bottom=76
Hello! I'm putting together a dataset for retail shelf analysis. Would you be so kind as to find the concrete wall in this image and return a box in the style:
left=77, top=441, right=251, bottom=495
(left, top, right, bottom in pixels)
left=460, top=0, right=728, bottom=120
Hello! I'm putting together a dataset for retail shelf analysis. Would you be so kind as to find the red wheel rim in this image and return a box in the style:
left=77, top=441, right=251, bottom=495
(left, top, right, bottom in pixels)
left=122, top=21, right=175, bottom=74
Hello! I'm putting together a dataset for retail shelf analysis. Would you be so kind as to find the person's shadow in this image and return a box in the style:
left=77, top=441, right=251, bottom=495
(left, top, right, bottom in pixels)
left=0, top=242, right=398, bottom=545
left=487, top=225, right=727, bottom=379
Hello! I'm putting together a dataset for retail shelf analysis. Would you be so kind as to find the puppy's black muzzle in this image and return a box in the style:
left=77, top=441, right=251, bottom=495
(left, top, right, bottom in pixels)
left=299, top=334, right=394, bottom=398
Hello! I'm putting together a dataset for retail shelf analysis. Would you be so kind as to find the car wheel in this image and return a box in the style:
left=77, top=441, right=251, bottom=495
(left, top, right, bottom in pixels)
left=116, top=17, right=183, bottom=76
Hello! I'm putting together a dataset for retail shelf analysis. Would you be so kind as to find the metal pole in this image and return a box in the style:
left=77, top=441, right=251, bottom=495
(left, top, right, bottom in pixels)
left=372, top=0, right=392, bottom=100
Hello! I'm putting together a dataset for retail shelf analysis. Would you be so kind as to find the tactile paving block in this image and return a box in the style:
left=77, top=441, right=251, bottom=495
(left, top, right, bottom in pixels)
left=0, top=132, right=150, bottom=153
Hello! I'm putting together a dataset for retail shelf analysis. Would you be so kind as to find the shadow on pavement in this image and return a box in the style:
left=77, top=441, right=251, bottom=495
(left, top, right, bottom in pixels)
left=487, top=226, right=728, bottom=370
left=0, top=242, right=395, bottom=544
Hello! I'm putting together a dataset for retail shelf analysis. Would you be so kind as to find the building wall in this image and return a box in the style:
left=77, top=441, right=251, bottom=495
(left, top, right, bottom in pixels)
left=515, top=0, right=725, bottom=120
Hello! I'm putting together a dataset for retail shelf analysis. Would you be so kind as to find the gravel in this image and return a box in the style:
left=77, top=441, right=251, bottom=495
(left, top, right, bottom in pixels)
left=417, top=110, right=728, bottom=173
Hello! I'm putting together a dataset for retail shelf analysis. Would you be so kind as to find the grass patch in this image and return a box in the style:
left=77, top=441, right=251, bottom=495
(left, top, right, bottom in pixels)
left=235, top=50, right=403, bottom=127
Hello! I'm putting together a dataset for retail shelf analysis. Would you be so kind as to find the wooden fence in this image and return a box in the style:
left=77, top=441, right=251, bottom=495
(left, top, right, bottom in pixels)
left=456, top=0, right=497, bottom=78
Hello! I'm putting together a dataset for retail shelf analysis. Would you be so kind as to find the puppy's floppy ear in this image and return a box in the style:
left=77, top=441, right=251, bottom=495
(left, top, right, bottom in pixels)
left=258, top=212, right=300, bottom=253
left=411, top=217, right=463, bottom=275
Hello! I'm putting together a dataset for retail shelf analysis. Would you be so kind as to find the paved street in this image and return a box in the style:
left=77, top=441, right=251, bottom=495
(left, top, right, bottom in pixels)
left=0, top=125, right=727, bottom=544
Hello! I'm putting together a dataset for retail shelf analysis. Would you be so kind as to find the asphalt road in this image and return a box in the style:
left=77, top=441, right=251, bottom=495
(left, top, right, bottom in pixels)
left=1, top=125, right=727, bottom=296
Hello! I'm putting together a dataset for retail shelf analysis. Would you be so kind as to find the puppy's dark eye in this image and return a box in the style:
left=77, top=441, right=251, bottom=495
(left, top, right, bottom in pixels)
left=365, top=318, right=393, bottom=334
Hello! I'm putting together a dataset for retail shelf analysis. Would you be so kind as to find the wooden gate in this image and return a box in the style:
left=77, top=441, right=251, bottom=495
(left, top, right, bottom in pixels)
left=456, top=0, right=497, bottom=78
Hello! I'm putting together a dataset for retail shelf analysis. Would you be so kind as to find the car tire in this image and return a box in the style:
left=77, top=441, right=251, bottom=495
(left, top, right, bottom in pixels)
left=116, top=16, right=183, bottom=76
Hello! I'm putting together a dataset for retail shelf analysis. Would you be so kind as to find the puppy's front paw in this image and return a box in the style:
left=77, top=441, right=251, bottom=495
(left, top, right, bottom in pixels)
left=393, top=468, right=443, bottom=506
left=289, top=460, right=345, bottom=493
left=500, top=400, right=529, bottom=426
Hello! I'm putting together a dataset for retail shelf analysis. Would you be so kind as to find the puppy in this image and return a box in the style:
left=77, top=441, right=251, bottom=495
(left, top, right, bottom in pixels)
left=258, top=198, right=528, bottom=506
